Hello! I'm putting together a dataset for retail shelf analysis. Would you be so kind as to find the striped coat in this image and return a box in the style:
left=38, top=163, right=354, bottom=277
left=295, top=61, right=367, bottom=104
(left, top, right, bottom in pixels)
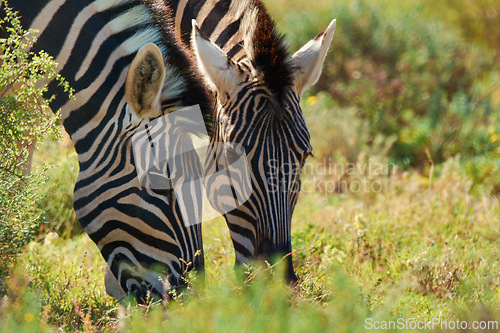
left=1, top=0, right=335, bottom=300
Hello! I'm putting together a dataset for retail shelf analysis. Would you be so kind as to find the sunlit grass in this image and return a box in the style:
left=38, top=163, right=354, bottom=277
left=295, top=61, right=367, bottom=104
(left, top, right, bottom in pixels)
left=1, top=138, right=498, bottom=331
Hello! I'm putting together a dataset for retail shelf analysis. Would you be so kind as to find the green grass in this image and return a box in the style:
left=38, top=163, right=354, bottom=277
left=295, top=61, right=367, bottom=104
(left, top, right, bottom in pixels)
left=1, top=144, right=498, bottom=331
left=1, top=234, right=116, bottom=332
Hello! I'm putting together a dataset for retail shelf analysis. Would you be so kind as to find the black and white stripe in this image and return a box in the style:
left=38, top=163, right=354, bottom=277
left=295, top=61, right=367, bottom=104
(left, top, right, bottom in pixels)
left=3, top=0, right=212, bottom=301
left=207, top=81, right=312, bottom=282
left=171, top=0, right=260, bottom=62
left=170, top=0, right=335, bottom=282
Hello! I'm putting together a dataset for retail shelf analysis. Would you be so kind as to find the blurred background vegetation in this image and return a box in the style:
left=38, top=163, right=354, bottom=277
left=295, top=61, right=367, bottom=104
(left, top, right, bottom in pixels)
left=0, top=0, right=499, bottom=331
left=270, top=0, right=500, bottom=194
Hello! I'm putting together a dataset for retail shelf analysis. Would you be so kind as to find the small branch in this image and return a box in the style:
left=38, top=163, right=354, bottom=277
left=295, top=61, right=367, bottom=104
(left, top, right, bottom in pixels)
left=0, top=164, right=24, bottom=180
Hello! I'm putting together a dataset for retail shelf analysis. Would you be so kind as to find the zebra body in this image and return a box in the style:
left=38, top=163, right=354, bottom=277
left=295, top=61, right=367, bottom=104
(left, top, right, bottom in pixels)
left=2, top=0, right=213, bottom=301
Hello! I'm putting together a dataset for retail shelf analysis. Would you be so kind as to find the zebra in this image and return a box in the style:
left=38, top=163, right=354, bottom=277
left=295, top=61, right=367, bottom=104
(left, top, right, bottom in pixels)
left=166, top=0, right=336, bottom=282
left=2, top=0, right=335, bottom=300
left=1, top=0, right=214, bottom=302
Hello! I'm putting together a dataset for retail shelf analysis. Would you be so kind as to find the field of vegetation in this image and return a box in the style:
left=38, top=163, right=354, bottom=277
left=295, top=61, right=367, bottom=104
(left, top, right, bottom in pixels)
left=1, top=0, right=499, bottom=331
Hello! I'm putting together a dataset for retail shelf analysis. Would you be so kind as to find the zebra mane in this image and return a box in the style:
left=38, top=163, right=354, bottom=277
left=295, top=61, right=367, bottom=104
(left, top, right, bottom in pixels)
left=240, top=0, right=294, bottom=106
left=140, top=0, right=214, bottom=134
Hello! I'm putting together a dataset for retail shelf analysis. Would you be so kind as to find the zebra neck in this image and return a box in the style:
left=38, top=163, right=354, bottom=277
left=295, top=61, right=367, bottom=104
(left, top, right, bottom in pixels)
left=168, top=0, right=256, bottom=62
left=5, top=0, right=210, bottom=154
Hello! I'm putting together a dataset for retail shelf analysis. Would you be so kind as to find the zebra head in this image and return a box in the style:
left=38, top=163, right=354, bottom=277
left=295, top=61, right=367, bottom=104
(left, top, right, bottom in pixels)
left=191, top=13, right=336, bottom=281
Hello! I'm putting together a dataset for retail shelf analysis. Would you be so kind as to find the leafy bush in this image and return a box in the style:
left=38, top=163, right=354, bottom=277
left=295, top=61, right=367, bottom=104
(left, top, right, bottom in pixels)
left=19, top=234, right=116, bottom=331
left=269, top=0, right=500, bottom=170
left=0, top=2, right=72, bottom=281
left=34, top=138, right=81, bottom=238
left=421, top=0, right=500, bottom=61
left=122, top=268, right=374, bottom=333
left=0, top=269, right=51, bottom=333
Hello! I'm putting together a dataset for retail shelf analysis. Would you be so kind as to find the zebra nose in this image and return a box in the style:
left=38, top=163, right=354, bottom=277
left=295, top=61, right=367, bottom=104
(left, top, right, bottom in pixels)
left=255, top=237, right=292, bottom=262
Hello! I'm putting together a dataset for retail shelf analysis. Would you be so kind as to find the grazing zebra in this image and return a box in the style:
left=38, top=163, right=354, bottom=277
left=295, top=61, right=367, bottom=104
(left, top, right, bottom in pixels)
left=167, top=0, right=336, bottom=282
left=1, top=0, right=213, bottom=301
left=2, top=0, right=335, bottom=300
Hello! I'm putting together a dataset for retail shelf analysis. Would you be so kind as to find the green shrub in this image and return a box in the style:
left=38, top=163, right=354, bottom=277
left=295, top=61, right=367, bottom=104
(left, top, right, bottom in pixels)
left=122, top=267, right=375, bottom=333
left=0, top=270, right=51, bottom=333
left=421, top=0, right=500, bottom=61
left=269, top=0, right=500, bottom=169
left=33, top=138, right=81, bottom=238
left=0, top=2, right=72, bottom=282
left=20, top=234, right=116, bottom=331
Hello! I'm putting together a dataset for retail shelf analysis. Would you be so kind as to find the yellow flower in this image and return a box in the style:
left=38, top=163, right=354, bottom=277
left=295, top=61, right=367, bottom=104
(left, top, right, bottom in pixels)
left=306, top=96, right=318, bottom=106
left=488, top=125, right=495, bottom=134
left=23, top=312, right=34, bottom=323
left=490, top=134, right=498, bottom=143
left=403, top=172, right=409, bottom=182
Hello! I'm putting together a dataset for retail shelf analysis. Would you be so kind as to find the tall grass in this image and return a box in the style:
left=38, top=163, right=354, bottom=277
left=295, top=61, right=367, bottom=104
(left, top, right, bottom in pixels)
left=1, top=155, right=497, bottom=331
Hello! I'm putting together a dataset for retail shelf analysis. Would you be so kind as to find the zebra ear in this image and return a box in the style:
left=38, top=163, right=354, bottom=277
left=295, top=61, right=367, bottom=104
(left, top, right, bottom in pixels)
left=290, top=19, right=336, bottom=95
left=191, top=20, right=240, bottom=94
left=125, top=43, right=165, bottom=118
